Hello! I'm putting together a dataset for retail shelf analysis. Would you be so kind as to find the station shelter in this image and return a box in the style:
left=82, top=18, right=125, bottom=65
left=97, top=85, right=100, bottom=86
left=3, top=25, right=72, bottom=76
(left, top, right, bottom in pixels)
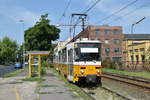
left=27, top=51, right=49, bottom=77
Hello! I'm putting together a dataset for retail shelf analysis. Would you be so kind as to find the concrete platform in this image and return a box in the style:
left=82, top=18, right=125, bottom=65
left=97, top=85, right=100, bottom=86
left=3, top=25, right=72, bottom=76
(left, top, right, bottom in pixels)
left=39, top=69, right=82, bottom=100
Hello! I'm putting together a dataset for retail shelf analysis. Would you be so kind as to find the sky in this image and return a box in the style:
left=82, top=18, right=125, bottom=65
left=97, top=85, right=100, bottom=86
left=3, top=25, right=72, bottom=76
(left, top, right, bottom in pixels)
left=0, top=0, right=150, bottom=44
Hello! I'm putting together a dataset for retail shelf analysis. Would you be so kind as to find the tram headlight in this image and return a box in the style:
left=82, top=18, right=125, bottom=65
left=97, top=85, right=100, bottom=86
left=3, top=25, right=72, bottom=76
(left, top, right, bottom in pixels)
left=80, top=70, right=84, bottom=74
left=97, top=70, right=100, bottom=73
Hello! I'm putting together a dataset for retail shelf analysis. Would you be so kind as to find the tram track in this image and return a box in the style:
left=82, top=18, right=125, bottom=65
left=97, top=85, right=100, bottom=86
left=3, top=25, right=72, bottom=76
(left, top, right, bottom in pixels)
left=100, top=86, right=132, bottom=100
left=79, top=87, right=96, bottom=100
left=80, top=86, right=131, bottom=100
left=102, top=72, right=150, bottom=89
left=78, top=72, right=150, bottom=100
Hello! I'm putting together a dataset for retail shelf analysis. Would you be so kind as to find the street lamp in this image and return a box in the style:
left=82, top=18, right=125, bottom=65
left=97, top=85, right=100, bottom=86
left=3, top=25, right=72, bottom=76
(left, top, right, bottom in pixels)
left=19, top=20, right=25, bottom=68
left=131, top=17, right=146, bottom=64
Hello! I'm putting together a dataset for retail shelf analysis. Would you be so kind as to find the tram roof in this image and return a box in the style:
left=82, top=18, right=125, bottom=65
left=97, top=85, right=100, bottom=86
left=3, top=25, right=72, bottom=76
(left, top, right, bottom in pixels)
left=55, top=40, right=101, bottom=52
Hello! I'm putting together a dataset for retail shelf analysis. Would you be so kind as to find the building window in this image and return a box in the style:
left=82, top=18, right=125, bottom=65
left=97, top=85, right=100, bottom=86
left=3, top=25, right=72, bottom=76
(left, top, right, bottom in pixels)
left=131, top=56, right=133, bottom=64
left=105, top=48, right=110, bottom=56
left=130, top=50, right=133, bottom=53
left=113, top=29, right=121, bottom=34
left=135, top=49, right=138, bottom=52
left=105, top=39, right=109, bottom=44
left=141, top=55, right=145, bottom=64
left=97, top=38, right=101, bottom=40
left=114, top=48, right=121, bottom=53
left=140, top=48, right=145, bottom=51
left=95, top=29, right=101, bottom=35
left=114, top=39, right=121, bottom=44
left=104, top=29, right=110, bottom=34
left=136, top=55, right=139, bottom=64
left=112, top=57, right=122, bottom=62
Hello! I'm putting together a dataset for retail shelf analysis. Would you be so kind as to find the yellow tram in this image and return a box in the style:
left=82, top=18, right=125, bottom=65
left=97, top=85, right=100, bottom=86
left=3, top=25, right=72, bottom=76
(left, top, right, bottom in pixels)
left=53, top=38, right=102, bottom=84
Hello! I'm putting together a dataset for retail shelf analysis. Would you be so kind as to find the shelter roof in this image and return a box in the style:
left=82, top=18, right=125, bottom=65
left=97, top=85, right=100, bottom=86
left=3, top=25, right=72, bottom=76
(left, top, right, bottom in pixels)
left=27, top=51, right=49, bottom=56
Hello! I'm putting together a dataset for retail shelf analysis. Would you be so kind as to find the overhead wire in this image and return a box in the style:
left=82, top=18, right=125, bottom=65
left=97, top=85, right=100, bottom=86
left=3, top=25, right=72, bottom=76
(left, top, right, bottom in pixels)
left=82, top=0, right=95, bottom=13
left=84, top=0, right=101, bottom=14
left=73, top=0, right=101, bottom=26
left=57, top=0, right=72, bottom=24
left=106, top=1, right=150, bottom=25
left=95, top=0, right=139, bottom=24
left=71, top=0, right=101, bottom=33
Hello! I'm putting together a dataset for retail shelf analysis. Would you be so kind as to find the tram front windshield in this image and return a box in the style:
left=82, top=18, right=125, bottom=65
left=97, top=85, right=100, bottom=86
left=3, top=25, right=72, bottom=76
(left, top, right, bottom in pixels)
left=74, top=43, right=101, bottom=61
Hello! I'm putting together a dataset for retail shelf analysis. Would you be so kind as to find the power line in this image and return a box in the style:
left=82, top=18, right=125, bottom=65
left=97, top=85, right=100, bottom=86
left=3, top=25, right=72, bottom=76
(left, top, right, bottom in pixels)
left=54, top=24, right=99, bottom=27
left=96, top=0, right=139, bottom=24
left=69, top=0, right=101, bottom=40
left=82, top=0, right=96, bottom=13
left=72, top=0, right=101, bottom=28
left=106, top=1, right=150, bottom=25
left=57, top=0, right=72, bottom=24
left=84, top=0, right=101, bottom=14
left=74, top=0, right=101, bottom=24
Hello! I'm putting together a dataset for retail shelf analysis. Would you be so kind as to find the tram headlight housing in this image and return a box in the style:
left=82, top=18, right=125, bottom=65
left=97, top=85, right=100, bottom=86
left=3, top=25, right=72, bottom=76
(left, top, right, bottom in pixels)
left=80, top=70, right=84, bottom=74
left=97, top=70, right=100, bottom=73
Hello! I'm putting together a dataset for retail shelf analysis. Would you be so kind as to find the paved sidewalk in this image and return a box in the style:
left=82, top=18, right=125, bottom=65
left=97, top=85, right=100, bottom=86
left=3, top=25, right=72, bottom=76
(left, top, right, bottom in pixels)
left=39, top=69, right=82, bottom=100
left=0, top=71, right=38, bottom=100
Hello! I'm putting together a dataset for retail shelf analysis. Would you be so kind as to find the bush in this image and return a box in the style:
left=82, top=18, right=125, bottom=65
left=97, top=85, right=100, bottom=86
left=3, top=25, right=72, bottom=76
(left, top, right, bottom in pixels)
left=102, top=57, right=124, bottom=70
left=41, top=67, right=46, bottom=75
left=41, top=61, right=47, bottom=75
left=102, top=57, right=116, bottom=69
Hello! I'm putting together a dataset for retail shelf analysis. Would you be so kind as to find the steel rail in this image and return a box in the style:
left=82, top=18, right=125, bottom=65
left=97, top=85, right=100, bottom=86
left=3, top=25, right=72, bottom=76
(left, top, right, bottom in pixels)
left=102, top=72, right=150, bottom=89
left=101, top=86, right=132, bottom=100
left=81, top=86, right=132, bottom=100
left=79, top=87, right=96, bottom=100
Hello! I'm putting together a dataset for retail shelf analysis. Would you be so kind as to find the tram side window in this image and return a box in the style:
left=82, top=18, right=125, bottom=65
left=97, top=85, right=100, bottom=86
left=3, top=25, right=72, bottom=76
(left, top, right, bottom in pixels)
left=53, top=54, right=56, bottom=63
left=58, top=51, right=61, bottom=63
left=74, top=48, right=80, bottom=61
left=68, top=49, right=73, bottom=62
left=62, top=48, right=67, bottom=63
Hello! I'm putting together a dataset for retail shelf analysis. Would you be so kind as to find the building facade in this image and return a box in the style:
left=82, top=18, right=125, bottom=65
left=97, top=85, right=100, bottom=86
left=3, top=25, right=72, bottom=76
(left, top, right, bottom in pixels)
left=71, top=25, right=124, bottom=61
left=123, top=34, right=150, bottom=65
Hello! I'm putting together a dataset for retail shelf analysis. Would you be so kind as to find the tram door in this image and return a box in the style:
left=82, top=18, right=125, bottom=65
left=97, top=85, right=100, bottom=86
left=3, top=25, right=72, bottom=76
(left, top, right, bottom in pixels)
left=68, top=49, right=73, bottom=81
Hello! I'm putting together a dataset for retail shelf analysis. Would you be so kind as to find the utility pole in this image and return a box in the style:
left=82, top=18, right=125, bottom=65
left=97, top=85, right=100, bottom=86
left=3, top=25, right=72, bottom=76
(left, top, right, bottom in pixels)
left=71, top=13, right=87, bottom=32
left=79, top=17, right=85, bottom=32
left=19, top=20, right=25, bottom=68
left=131, top=17, right=146, bottom=64
left=70, top=13, right=87, bottom=41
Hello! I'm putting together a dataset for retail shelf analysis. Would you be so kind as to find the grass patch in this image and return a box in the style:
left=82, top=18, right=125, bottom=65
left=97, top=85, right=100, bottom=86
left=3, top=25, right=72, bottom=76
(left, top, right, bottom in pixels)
left=22, top=77, right=45, bottom=82
left=3, top=69, right=24, bottom=78
left=48, top=67, right=94, bottom=100
left=102, top=68, right=150, bottom=79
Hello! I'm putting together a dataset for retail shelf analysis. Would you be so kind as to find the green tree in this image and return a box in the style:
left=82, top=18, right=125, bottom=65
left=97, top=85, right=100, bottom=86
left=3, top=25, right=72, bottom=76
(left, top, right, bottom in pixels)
left=49, top=43, right=57, bottom=62
left=16, top=44, right=23, bottom=63
left=25, top=14, right=60, bottom=51
left=0, top=37, right=18, bottom=64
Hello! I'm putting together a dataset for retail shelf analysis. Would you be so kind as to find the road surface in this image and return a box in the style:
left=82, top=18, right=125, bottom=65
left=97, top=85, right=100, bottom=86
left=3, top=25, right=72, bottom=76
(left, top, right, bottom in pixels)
left=0, top=65, right=17, bottom=77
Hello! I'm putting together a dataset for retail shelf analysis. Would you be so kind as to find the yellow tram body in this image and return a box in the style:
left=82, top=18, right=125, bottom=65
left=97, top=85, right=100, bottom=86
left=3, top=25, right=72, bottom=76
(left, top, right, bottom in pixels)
left=53, top=39, right=102, bottom=84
